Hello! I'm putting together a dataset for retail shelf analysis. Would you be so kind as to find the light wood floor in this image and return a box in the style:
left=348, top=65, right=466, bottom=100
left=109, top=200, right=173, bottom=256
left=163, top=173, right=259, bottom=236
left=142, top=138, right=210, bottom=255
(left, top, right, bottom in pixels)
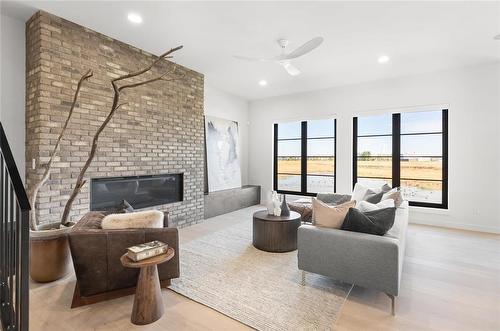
left=29, top=206, right=500, bottom=331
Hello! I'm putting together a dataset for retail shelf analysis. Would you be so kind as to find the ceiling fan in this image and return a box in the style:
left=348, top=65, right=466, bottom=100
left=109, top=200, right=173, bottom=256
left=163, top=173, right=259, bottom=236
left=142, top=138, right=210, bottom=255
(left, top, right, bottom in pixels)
left=233, top=37, right=324, bottom=76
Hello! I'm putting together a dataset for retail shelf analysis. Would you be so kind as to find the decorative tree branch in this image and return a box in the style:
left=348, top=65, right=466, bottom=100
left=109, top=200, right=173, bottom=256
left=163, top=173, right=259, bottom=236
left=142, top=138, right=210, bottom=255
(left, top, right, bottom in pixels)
left=118, top=67, right=177, bottom=92
left=28, top=69, right=93, bottom=230
left=60, top=46, right=184, bottom=226
left=112, top=46, right=183, bottom=84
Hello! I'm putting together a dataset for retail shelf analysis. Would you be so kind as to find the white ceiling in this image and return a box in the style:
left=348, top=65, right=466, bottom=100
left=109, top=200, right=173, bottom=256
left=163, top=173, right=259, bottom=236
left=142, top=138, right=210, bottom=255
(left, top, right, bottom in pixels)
left=2, top=1, right=500, bottom=100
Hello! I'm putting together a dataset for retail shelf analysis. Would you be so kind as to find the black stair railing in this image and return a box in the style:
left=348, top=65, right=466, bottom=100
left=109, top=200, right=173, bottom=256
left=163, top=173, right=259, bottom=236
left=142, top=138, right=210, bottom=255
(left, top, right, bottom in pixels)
left=0, top=122, right=30, bottom=331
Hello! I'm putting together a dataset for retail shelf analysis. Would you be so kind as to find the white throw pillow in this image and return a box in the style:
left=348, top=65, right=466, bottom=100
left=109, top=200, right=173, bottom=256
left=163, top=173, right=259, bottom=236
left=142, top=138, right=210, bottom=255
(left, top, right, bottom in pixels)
left=351, top=183, right=370, bottom=202
left=356, top=199, right=395, bottom=213
left=382, top=188, right=404, bottom=208
left=101, top=210, right=164, bottom=229
left=382, top=187, right=397, bottom=198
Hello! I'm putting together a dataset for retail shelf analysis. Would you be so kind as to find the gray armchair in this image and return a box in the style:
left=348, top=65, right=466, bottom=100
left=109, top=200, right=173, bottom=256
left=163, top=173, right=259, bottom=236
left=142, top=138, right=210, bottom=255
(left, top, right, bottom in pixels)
left=297, top=201, right=409, bottom=315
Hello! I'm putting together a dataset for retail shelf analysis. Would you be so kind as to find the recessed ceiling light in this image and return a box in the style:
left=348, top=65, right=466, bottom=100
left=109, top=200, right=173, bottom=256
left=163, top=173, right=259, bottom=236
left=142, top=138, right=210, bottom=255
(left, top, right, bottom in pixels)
left=127, top=13, right=143, bottom=24
left=258, top=80, right=268, bottom=86
left=378, top=55, right=390, bottom=63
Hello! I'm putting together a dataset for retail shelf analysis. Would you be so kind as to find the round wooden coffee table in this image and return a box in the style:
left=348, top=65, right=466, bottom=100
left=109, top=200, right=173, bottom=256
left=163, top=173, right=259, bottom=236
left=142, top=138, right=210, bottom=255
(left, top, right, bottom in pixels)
left=120, top=248, right=175, bottom=325
left=252, top=210, right=301, bottom=252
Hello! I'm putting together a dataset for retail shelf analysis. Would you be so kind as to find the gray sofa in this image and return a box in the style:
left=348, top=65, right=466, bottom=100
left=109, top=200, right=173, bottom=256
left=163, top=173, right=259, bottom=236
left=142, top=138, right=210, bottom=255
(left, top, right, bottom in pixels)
left=297, top=200, right=409, bottom=315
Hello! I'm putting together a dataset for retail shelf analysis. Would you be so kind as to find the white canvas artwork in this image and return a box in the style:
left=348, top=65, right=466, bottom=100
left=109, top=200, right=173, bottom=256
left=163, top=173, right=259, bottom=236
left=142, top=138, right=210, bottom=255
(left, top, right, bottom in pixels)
left=205, top=116, right=242, bottom=192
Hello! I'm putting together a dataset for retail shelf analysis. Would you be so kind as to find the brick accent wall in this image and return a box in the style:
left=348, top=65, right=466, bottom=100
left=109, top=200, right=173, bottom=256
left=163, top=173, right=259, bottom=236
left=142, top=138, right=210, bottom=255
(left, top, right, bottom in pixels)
left=25, top=11, right=205, bottom=227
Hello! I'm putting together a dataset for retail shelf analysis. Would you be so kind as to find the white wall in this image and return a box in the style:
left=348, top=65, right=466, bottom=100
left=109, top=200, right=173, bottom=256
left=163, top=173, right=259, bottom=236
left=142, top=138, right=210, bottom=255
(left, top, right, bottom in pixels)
left=0, top=14, right=26, bottom=181
left=248, top=62, right=500, bottom=234
left=204, top=84, right=250, bottom=185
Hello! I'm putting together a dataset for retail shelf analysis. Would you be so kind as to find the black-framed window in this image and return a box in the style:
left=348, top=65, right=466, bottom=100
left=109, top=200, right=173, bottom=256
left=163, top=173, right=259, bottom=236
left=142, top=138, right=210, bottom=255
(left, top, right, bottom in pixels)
left=353, top=109, right=448, bottom=209
left=274, top=119, right=336, bottom=196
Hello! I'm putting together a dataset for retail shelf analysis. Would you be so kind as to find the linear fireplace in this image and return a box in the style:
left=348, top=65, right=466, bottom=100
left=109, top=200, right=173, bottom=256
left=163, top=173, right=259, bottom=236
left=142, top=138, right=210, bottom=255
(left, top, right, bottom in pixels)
left=90, top=173, right=183, bottom=211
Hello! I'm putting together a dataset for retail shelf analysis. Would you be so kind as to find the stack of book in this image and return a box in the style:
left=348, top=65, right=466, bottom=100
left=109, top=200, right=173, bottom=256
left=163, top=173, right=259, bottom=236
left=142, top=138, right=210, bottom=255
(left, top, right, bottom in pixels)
left=126, top=240, right=168, bottom=262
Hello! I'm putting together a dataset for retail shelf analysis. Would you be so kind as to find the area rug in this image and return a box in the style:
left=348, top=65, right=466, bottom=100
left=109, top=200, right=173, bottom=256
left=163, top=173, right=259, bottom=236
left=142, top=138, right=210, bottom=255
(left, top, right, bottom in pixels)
left=170, top=217, right=353, bottom=331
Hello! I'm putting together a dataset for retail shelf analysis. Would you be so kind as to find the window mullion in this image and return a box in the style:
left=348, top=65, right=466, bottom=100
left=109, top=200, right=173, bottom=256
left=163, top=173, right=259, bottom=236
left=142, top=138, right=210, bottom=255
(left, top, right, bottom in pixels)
left=301, top=121, right=307, bottom=194
left=352, top=117, right=358, bottom=190
left=442, top=109, right=449, bottom=208
left=392, top=113, right=401, bottom=188
left=334, top=119, right=337, bottom=193
left=273, top=123, right=278, bottom=191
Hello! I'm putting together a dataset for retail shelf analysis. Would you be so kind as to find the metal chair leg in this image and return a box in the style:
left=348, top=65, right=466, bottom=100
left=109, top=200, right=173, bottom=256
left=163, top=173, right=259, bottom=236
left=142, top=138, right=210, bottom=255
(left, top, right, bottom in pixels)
left=301, top=270, right=306, bottom=286
left=386, top=293, right=395, bottom=316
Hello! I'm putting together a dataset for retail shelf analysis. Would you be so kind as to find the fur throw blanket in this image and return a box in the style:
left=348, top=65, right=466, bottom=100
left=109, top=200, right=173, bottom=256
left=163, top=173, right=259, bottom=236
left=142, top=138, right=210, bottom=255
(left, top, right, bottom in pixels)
left=101, top=210, right=164, bottom=229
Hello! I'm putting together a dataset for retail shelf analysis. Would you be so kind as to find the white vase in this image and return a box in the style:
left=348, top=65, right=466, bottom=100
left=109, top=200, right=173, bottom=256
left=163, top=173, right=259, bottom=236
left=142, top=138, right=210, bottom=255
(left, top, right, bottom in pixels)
left=272, top=191, right=281, bottom=216
left=266, top=190, right=274, bottom=215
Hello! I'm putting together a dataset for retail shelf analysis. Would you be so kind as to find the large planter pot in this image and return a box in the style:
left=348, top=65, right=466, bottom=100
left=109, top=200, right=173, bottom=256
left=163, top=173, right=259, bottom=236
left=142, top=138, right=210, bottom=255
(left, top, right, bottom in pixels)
left=30, top=223, right=73, bottom=283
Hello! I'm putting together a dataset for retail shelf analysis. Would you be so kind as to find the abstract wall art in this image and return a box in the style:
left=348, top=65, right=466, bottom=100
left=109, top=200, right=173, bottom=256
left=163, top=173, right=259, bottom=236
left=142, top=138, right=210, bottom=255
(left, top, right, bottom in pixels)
left=205, top=116, right=242, bottom=192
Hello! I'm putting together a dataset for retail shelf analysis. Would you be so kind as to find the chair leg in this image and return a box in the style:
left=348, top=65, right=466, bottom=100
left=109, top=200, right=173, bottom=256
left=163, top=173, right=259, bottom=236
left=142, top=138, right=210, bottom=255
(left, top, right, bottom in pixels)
left=301, top=270, right=306, bottom=286
left=386, top=293, right=395, bottom=316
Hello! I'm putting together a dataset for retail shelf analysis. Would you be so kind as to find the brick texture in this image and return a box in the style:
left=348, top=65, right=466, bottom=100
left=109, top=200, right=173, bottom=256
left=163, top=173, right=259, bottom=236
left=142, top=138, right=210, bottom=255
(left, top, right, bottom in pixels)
left=26, top=11, right=205, bottom=227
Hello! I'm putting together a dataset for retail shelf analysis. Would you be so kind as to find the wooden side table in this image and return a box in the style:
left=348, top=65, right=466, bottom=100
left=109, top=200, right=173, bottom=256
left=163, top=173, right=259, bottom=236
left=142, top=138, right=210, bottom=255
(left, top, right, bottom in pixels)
left=120, top=248, right=175, bottom=325
left=252, top=210, right=301, bottom=252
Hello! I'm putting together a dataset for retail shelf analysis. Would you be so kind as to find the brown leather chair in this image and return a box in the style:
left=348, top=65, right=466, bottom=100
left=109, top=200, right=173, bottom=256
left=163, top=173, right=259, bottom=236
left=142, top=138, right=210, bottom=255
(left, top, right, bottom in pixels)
left=68, top=211, right=179, bottom=308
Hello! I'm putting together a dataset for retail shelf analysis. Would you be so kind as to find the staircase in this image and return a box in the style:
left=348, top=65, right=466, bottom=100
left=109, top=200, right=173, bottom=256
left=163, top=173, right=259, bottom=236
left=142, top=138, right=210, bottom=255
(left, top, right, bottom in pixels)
left=0, top=122, right=30, bottom=331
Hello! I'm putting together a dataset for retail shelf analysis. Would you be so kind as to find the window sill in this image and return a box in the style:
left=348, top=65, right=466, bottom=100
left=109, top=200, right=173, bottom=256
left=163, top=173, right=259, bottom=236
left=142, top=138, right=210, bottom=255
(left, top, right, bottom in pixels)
left=409, top=205, right=449, bottom=215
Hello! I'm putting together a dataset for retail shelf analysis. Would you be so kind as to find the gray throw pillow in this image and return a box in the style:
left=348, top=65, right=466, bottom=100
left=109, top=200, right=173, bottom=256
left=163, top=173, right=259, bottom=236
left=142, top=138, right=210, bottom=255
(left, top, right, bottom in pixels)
left=341, top=207, right=396, bottom=236
left=381, top=183, right=392, bottom=193
left=316, top=193, right=351, bottom=205
left=364, top=191, right=384, bottom=204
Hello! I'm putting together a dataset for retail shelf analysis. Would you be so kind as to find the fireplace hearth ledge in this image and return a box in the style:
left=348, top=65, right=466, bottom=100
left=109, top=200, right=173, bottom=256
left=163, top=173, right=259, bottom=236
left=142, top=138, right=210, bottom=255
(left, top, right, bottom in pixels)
left=204, top=185, right=261, bottom=219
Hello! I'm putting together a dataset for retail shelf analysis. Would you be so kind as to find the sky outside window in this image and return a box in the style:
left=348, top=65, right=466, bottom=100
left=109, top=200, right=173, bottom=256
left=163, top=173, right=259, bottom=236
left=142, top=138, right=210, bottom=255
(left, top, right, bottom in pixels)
left=278, top=120, right=335, bottom=155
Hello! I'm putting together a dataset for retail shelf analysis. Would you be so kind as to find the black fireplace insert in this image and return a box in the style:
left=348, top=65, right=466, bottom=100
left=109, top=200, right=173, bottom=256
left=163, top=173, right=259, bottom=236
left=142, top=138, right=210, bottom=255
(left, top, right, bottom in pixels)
left=90, top=173, right=183, bottom=211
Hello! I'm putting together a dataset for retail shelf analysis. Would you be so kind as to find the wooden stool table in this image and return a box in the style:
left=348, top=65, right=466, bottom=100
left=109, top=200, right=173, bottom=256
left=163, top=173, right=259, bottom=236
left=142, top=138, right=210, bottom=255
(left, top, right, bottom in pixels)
left=253, top=210, right=301, bottom=252
left=120, top=248, right=175, bottom=325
